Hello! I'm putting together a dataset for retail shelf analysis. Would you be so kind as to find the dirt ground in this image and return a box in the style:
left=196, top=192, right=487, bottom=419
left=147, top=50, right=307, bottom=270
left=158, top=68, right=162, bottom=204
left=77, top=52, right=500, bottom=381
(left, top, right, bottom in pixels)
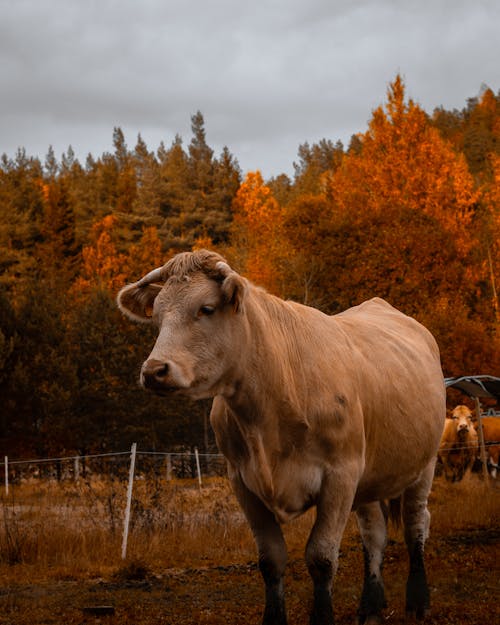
left=1, top=526, right=497, bottom=625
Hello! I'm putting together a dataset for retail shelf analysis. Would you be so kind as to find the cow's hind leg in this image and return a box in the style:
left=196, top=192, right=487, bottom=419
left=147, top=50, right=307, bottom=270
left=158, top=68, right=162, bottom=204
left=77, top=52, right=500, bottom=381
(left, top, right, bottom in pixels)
left=402, top=461, right=435, bottom=620
left=230, top=474, right=288, bottom=625
left=355, top=502, right=388, bottom=625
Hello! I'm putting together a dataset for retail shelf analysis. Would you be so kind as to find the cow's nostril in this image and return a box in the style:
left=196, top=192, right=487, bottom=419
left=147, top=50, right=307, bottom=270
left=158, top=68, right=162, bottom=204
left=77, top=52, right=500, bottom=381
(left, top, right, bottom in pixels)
left=154, top=363, right=169, bottom=381
left=142, top=359, right=170, bottom=389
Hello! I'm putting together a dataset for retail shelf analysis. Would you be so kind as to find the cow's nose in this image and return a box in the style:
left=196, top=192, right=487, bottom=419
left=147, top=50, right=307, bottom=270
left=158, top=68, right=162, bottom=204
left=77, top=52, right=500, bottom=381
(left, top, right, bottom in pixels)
left=458, top=423, right=468, bottom=431
left=142, top=358, right=169, bottom=389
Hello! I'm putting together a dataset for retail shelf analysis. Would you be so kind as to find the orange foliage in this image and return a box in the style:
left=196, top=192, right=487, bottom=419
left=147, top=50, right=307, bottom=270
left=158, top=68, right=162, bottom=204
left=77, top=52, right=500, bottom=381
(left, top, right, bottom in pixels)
left=230, top=171, right=287, bottom=294
left=325, top=75, right=477, bottom=257
left=192, top=235, right=214, bottom=251
left=73, top=215, right=128, bottom=296
left=127, top=226, right=165, bottom=278
left=480, top=154, right=500, bottom=325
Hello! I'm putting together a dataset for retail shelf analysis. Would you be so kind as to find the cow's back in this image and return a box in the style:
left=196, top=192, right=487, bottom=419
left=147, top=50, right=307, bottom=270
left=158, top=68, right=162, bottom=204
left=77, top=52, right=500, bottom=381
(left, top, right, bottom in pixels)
left=481, top=417, right=500, bottom=442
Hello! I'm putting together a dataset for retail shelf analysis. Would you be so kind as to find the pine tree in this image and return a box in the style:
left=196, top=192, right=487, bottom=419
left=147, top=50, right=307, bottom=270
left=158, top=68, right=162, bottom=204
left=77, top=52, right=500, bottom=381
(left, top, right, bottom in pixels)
left=37, top=178, right=80, bottom=278
left=113, top=127, right=137, bottom=214
left=131, top=134, right=162, bottom=226
left=0, top=150, right=45, bottom=291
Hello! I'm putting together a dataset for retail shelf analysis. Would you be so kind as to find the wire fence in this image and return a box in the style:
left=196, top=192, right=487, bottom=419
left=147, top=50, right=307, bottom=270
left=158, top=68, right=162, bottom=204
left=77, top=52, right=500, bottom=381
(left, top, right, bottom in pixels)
left=2, top=436, right=498, bottom=485
left=438, top=441, right=499, bottom=452
left=0, top=432, right=497, bottom=561
left=2, top=447, right=227, bottom=487
left=1, top=445, right=230, bottom=560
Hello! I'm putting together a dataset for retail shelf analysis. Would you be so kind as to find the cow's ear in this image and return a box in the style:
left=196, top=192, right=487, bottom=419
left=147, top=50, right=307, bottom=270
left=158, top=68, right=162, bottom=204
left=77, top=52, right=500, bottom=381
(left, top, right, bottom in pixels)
left=116, top=283, right=162, bottom=323
left=214, top=260, right=247, bottom=313
left=222, top=271, right=247, bottom=312
left=221, top=272, right=247, bottom=313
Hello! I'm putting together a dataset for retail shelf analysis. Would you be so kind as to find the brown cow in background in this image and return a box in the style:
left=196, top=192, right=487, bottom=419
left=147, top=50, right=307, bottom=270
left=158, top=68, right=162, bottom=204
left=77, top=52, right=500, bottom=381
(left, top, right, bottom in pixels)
left=438, top=405, right=478, bottom=482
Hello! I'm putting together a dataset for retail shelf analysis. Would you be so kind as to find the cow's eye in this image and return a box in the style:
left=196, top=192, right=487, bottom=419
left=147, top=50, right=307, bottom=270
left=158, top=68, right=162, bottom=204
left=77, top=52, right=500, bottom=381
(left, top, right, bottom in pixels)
left=199, top=305, right=216, bottom=316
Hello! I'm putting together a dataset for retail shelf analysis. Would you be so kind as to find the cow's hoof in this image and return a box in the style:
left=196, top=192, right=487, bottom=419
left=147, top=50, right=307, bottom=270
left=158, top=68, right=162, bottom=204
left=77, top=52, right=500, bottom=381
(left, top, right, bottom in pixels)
left=405, top=607, right=430, bottom=621
left=357, top=615, right=383, bottom=625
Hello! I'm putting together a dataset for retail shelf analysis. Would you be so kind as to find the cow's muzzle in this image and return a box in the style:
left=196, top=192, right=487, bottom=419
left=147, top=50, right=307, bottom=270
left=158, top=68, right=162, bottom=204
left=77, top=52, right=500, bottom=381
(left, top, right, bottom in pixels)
left=141, top=358, right=174, bottom=393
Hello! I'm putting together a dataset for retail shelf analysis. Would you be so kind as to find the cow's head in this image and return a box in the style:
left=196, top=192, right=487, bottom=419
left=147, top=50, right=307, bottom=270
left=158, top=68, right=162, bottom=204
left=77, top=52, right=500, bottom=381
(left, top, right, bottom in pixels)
left=117, top=250, right=248, bottom=400
left=450, top=405, right=474, bottom=438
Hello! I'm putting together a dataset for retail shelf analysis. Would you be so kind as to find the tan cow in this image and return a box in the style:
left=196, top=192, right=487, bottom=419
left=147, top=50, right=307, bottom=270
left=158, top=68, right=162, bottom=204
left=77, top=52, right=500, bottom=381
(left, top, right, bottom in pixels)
left=438, top=405, right=478, bottom=482
left=117, top=250, right=446, bottom=625
left=480, top=417, right=500, bottom=478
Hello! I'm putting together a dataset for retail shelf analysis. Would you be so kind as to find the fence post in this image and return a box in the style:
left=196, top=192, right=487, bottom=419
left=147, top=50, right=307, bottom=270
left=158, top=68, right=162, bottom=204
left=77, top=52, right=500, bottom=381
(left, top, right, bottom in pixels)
left=4, top=456, right=8, bottom=495
left=122, top=443, right=137, bottom=559
left=194, top=447, right=202, bottom=489
left=166, top=453, right=172, bottom=481
left=74, top=456, right=80, bottom=482
left=474, top=397, right=489, bottom=480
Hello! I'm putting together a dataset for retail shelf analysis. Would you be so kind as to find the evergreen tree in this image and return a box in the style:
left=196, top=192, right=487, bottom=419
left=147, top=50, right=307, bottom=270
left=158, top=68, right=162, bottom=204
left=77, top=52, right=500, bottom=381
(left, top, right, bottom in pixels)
left=113, top=127, right=137, bottom=214
left=37, top=178, right=80, bottom=278
left=462, top=88, right=499, bottom=181
left=0, top=150, right=45, bottom=290
left=131, top=134, right=162, bottom=227
left=44, top=145, right=59, bottom=178
left=293, top=138, right=344, bottom=196
left=188, top=110, right=214, bottom=191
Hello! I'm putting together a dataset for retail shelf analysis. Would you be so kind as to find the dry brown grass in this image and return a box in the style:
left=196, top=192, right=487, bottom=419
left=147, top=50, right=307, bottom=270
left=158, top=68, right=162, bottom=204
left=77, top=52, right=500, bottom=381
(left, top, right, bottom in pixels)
left=0, top=472, right=498, bottom=586
left=0, top=472, right=498, bottom=625
left=429, top=472, right=499, bottom=533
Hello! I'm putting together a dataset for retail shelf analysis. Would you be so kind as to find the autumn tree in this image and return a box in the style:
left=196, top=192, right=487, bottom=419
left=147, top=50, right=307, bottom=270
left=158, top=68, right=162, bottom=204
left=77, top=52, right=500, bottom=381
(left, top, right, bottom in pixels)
left=316, top=76, right=478, bottom=307
left=74, top=214, right=128, bottom=296
left=478, top=153, right=500, bottom=327
left=126, top=225, right=165, bottom=279
left=280, top=76, right=498, bottom=374
left=229, top=171, right=287, bottom=294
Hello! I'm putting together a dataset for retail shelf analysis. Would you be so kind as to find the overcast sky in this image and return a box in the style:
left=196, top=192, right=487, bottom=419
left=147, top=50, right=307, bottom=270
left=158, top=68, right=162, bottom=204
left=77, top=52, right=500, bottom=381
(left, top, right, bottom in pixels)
left=1, top=0, right=499, bottom=179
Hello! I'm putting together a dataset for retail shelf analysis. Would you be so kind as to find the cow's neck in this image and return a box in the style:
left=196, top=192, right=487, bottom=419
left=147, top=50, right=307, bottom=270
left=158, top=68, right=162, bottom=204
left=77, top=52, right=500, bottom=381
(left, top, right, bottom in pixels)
left=224, top=288, right=313, bottom=432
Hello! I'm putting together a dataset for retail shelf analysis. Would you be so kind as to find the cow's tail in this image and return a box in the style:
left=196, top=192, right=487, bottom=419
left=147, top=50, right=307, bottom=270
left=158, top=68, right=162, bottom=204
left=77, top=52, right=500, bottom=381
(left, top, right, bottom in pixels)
left=380, top=497, right=402, bottom=529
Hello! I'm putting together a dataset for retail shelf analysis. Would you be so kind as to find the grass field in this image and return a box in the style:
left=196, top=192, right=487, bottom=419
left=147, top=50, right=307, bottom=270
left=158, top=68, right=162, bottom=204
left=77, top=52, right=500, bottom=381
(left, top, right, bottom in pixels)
left=0, top=473, right=498, bottom=624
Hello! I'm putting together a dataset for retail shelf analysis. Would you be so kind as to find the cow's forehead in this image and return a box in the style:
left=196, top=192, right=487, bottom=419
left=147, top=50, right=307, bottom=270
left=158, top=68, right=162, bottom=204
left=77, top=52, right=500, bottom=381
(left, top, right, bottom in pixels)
left=452, top=405, right=472, bottom=418
left=155, top=272, right=220, bottom=313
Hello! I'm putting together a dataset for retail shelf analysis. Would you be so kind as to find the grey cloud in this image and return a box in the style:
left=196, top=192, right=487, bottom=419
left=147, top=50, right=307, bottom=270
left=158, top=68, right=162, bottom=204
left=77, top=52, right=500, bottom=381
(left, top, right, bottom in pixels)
left=1, top=0, right=498, bottom=177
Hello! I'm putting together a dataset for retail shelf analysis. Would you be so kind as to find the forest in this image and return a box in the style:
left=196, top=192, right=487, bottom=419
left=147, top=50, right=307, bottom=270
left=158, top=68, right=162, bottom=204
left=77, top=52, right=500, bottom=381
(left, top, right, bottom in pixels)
left=0, top=76, right=499, bottom=459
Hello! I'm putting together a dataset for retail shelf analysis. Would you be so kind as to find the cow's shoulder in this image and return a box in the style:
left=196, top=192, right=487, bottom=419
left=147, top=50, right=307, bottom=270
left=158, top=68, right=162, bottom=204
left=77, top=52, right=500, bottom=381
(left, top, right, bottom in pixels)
left=337, top=297, right=404, bottom=320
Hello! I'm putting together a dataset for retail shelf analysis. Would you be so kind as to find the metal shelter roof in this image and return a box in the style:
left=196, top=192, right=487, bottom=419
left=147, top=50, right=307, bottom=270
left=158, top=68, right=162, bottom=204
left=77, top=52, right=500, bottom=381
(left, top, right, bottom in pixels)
left=444, top=375, right=500, bottom=402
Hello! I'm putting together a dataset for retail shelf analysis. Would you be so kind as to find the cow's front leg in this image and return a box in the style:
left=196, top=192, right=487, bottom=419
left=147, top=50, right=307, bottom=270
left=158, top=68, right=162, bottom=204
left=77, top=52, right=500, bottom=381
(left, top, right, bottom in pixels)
left=306, top=475, right=355, bottom=625
left=230, top=473, right=288, bottom=625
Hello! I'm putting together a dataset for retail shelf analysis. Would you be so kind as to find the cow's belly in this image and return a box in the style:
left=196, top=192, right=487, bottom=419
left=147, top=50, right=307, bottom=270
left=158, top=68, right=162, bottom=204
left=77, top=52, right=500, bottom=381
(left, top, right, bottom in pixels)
left=353, top=467, right=425, bottom=507
left=239, top=457, right=323, bottom=523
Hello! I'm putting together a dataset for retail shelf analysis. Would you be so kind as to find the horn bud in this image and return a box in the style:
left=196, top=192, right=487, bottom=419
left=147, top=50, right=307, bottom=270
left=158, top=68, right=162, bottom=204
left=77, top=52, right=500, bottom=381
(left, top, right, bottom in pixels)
left=136, top=266, right=164, bottom=287
left=215, top=261, right=233, bottom=277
